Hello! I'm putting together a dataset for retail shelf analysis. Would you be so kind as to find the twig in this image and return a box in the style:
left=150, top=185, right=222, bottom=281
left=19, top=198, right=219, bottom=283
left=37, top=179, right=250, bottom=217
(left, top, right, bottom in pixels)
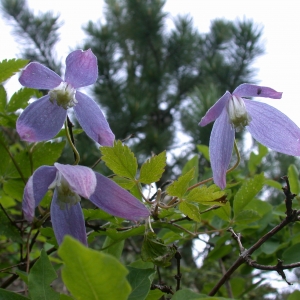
left=174, top=250, right=182, bottom=291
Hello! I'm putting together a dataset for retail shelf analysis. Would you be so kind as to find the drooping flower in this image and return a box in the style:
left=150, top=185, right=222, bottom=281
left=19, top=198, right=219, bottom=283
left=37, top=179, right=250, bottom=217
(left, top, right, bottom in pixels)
left=199, top=83, right=300, bottom=189
left=17, top=49, right=114, bottom=146
left=23, top=163, right=149, bottom=245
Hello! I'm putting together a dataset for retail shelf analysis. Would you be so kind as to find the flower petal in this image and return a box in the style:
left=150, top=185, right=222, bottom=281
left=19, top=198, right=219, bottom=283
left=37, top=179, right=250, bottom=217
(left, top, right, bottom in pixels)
left=245, top=100, right=300, bottom=156
left=199, top=91, right=231, bottom=126
left=210, top=109, right=235, bottom=189
left=19, top=62, right=62, bottom=89
left=89, top=172, right=149, bottom=221
left=23, top=166, right=57, bottom=222
left=233, top=83, right=282, bottom=99
left=51, top=195, right=87, bottom=245
left=54, top=163, right=97, bottom=199
left=74, top=91, right=115, bottom=146
left=64, top=49, right=98, bottom=88
left=16, top=95, right=67, bottom=142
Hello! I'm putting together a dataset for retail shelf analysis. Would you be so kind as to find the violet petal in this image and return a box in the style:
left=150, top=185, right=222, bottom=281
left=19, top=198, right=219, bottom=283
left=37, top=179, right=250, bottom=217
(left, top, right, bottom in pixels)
left=54, top=163, right=97, bottom=199
left=233, top=83, right=282, bottom=99
left=89, top=172, right=149, bottom=221
left=209, top=109, right=235, bottom=189
left=19, top=62, right=62, bottom=89
left=64, top=49, right=98, bottom=88
left=23, top=166, right=57, bottom=222
left=245, top=99, right=300, bottom=156
left=51, top=194, right=87, bottom=245
left=74, top=91, right=115, bottom=146
left=16, top=95, right=67, bottom=142
left=199, top=91, right=231, bottom=126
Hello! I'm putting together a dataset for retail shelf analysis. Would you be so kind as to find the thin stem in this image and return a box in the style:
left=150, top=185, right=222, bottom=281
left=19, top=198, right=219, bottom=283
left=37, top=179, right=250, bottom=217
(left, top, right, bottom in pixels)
left=64, top=120, right=80, bottom=165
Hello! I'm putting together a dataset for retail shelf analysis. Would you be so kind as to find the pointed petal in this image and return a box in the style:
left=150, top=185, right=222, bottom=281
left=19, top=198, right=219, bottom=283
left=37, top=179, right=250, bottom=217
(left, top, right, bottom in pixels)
left=19, top=62, right=62, bottom=89
left=74, top=91, right=115, bottom=146
left=233, top=83, right=282, bottom=99
left=51, top=195, right=87, bottom=245
left=54, top=163, right=97, bottom=199
left=245, top=100, right=300, bottom=155
left=16, top=95, right=67, bottom=142
left=64, top=49, right=98, bottom=88
left=89, top=172, right=149, bottom=221
left=23, top=166, right=57, bottom=222
left=199, top=91, right=231, bottom=126
left=210, top=110, right=235, bottom=189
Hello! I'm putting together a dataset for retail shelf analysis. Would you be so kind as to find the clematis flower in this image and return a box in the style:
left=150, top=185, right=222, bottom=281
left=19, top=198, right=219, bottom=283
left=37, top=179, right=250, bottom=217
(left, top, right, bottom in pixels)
left=23, top=163, right=149, bottom=245
left=17, top=49, right=114, bottom=146
left=199, top=83, right=300, bottom=189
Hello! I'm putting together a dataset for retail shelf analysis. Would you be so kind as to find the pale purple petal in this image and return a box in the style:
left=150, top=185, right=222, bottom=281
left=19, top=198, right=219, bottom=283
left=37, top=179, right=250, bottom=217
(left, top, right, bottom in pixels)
left=16, top=95, right=67, bottom=142
left=74, top=91, right=115, bottom=146
left=245, top=100, right=300, bottom=156
left=19, top=62, right=62, bottom=89
left=64, top=49, right=98, bottom=88
left=199, top=91, right=231, bottom=126
left=89, top=173, right=149, bottom=221
left=23, top=166, right=57, bottom=222
left=51, top=194, right=87, bottom=245
left=233, top=83, right=282, bottom=99
left=210, top=109, right=235, bottom=189
left=54, top=163, right=97, bottom=199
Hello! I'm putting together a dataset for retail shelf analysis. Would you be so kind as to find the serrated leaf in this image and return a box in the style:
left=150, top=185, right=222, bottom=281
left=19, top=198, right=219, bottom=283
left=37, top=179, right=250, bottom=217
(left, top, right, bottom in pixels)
left=101, top=140, right=137, bottom=179
left=185, top=185, right=226, bottom=206
left=166, top=168, right=195, bottom=199
left=0, top=59, right=28, bottom=83
left=179, top=201, right=201, bottom=222
left=234, top=209, right=261, bottom=224
left=0, top=207, right=22, bottom=243
left=197, top=144, right=210, bottom=161
left=127, top=267, right=155, bottom=300
left=0, top=85, right=7, bottom=112
left=59, top=236, right=131, bottom=300
left=141, top=232, right=177, bottom=267
left=28, top=249, right=59, bottom=300
left=7, top=88, right=42, bottom=112
left=112, top=176, right=136, bottom=190
left=288, top=164, right=300, bottom=195
left=0, top=289, right=29, bottom=299
left=182, top=155, right=199, bottom=186
left=139, top=151, right=166, bottom=184
left=233, top=173, right=264, bottom=216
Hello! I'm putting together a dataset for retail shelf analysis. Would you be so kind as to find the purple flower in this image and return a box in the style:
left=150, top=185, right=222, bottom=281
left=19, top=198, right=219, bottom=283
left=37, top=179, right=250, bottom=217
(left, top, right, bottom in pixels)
left=23, top=163, right=149, bottom=245
left=199, top=83, right=300, bottom=189
left=17, top=49, right=114, bottom=146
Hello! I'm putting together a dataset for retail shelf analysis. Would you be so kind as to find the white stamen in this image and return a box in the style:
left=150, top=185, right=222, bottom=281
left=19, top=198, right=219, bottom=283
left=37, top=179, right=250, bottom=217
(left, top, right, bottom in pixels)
left=49, top=82, right=77, bottom=110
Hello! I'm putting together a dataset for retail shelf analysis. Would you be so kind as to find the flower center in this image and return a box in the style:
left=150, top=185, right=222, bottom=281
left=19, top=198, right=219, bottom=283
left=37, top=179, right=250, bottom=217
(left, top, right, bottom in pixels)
left=49, top=82, right=77, bottom=110
left=49, top=172, right=81, bottom=210
left=227, top=95, right=251, bottom=131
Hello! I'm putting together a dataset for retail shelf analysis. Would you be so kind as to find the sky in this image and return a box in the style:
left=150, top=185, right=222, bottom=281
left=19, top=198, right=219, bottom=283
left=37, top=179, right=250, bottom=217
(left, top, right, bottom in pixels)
left=1, top=0, right=299, bottom=291
left=1, top=0, right=300, bottom=127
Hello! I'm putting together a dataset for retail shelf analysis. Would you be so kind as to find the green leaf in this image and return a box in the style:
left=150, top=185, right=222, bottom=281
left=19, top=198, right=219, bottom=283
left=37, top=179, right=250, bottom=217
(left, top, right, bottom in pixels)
left=185, top=185, right=226, bottom=206
left=102, top=236, right=124, bottom=259
left=166, top=168, right=195, bottom=199
left=179, top=201, right=201, bottom=222
left=282, top=243, right=300, bottom=264
left=141, top=232, right=177, bottom=267
left=248, top=143, right=268, bottom=174
left=3, top=179, right=25, bottom=201
left=0, top=207, right=22, bottom=243
left=197, top=144, right=210, bottom=161
left=112, top=176, right=136, bottom=190
left=234, top=209, right=261, bottom=224
left=101, top=140, right=137, bottom=179
left=288, top=164, right=300, bottom=195
left=139, top=151, right=166, bottom=184
left=233, top=173, right=264, bottom=216
left=0, top=59, right=28, bottom=83
left=58, top=236, right=131, bottom=300
left=127, top=267, right=155, bottom=300
left=0, top=85, right=7, bottom=112
left=28, top=249, right=60, bottom=300
left=59, top=295, right=74, bottom=300
left=54, top=128, right=83, bottom=138
left=0, top=289, right=29, bottom=299
left=145, top=289, right=165, bottom=300
left=7, top=88, right=42, bottom=112
left=182, top=155, right=199, bottom=186
left=83, top=208, right=117, bottom=222
left=288, top=290, right=300, bottom=300
left=172, top=289, right=206, bottom=299
left=206, top=245, right=232, bottom=261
